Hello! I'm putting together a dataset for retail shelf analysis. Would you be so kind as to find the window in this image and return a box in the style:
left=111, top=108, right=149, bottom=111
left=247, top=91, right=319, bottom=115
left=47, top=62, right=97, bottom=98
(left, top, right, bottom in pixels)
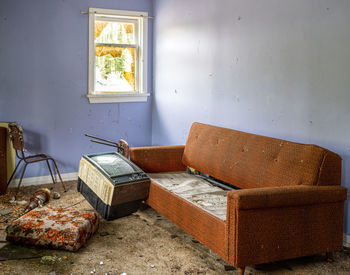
left=87, top=8, right=149, bottom=103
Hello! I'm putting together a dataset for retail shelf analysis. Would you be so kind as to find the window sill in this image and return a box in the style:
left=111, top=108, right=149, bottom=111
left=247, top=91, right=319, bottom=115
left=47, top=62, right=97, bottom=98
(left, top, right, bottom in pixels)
left=87, top=93, right=150, bottom=103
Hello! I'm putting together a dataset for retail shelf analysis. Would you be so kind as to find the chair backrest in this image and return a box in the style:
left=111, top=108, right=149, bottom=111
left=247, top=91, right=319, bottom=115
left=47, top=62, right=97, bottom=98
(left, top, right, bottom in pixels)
left=8, top=123, right=25, bottom=151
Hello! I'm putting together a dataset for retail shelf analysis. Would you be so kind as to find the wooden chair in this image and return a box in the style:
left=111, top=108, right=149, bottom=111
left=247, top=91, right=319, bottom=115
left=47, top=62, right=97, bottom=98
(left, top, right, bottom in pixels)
left=7, top=123, right=66, bottom=196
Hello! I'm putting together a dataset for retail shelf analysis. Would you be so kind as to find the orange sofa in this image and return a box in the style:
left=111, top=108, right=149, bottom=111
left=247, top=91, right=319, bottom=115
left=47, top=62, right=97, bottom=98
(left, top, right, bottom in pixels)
left=129, top=122, right=347, bottom=274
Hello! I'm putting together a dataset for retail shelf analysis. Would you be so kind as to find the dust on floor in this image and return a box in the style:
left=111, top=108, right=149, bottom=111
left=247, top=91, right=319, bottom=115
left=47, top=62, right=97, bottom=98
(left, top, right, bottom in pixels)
left=0, top=181, right=350, bottom=275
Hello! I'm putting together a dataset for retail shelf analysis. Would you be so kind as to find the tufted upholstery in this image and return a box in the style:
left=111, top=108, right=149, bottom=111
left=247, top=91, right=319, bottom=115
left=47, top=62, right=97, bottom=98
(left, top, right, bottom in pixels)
left=182, top=122, right=341, bottom=189
left=130, top=122, right=346, bottom=274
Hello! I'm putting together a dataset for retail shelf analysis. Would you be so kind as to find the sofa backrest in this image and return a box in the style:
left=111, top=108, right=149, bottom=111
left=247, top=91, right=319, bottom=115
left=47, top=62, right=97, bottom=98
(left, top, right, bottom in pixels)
left=182, top=123, right=341, bottom=189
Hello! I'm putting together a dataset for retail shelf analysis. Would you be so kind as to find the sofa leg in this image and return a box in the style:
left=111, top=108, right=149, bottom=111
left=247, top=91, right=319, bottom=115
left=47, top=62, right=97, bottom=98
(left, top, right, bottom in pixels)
left=238, top=267, right=245, bottom=275
left=326, top=252, right=334, bottom=262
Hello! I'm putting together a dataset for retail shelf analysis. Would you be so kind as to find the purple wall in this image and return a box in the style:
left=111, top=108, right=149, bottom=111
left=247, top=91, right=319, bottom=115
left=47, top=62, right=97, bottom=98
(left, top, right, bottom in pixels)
left=0, top=0, right=153, bottom=176
left=152, top=0, right=350, bottom=234
left=2, top=0, right=350, bottom=235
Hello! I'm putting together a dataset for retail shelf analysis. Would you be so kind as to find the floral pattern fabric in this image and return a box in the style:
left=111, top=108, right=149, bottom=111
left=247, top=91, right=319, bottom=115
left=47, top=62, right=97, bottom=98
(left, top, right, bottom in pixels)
left=6, top=206, right=99, bottom=251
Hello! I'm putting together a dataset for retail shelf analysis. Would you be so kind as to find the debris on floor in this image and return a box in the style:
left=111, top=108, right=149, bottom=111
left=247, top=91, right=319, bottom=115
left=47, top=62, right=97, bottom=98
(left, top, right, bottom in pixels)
left=0, top=208, right=13, bottom=216
left=40, top=256, right=62, bottom=265
left=0, top=243, right=44, bottom=261
left=25, top=188, right=51, bottom=212
left=9, top=197, right=27, bottom=206
left=0, top=181, right=350, bottom=275
left=52, top=192, right=61, bottom=199
left=224, top=264, right=235, bottom=271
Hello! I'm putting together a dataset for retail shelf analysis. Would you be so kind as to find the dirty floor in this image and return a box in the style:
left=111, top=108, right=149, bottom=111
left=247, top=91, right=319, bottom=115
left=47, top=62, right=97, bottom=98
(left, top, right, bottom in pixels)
left=1, top=181, right=350, bottom=275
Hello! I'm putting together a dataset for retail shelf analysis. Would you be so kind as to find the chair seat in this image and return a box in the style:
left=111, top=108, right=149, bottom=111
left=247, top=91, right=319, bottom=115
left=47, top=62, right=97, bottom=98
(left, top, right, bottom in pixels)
left=6, top=206, right=99, bottom=251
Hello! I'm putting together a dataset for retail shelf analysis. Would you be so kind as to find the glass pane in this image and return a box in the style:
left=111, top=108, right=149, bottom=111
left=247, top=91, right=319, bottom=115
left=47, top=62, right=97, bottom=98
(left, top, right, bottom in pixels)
left=95, top=46, right=136, bottom=92
left=90, top=153, right=137, bottom=177
left=95, top=21, right=135, bottom=44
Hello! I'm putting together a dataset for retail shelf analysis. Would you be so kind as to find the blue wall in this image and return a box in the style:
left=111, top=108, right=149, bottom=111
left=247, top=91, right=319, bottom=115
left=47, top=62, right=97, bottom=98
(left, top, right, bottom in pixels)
left=0, top=0, right=153, bottom=176
left=151, top=0, right=350, bottom=233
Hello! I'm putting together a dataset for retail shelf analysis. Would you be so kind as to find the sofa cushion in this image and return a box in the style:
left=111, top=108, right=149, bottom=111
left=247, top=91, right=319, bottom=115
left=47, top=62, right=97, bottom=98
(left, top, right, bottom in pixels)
left=182, top=122, right=341, bottom=189
left=6, top=206, right=99, bottom=251
left=148, top=172, right=228, bottom=220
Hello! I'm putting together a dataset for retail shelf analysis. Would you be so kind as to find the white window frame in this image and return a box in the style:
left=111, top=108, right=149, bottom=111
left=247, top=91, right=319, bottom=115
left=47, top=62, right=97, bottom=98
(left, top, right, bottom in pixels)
left=87, top=8, right=149, bottom=103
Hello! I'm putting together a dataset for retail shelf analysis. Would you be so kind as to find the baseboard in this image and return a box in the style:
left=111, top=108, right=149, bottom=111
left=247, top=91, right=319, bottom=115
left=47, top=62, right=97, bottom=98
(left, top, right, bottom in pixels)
left=344, top=234, right=350, bottom=248
left=8, top=172, right=78, bottom=188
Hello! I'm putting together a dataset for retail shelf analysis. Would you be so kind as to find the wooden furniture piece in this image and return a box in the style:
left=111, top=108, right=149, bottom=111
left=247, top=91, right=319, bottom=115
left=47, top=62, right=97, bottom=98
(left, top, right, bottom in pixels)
left=7, top=123, right=66, bottom=196
left=129, top=122, right=347, bottom=274
left=0, top=127, right=7, bottom=194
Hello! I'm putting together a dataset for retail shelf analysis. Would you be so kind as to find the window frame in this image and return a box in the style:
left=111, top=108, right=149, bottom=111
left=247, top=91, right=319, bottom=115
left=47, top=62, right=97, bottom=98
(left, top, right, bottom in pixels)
left=87, top=8, right=150, bottom=103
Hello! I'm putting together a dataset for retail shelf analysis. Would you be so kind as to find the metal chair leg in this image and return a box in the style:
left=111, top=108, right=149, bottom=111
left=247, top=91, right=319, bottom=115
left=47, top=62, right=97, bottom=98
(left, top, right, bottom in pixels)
left=46, top=159, right=56, bottom=185
left=15, top=163, right=28, bottom=198
left=7, top=159, right=23, bottom=186
left=50, top=158, right=66, bottom=192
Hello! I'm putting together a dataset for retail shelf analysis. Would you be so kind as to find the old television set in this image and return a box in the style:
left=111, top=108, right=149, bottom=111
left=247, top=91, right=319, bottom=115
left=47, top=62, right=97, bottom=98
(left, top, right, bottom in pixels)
left=78, top=152, right=150, bottom=220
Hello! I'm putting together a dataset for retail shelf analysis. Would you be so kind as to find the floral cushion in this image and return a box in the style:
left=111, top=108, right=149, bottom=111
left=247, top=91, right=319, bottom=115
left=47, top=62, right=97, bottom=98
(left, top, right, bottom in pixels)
left=6, top=206, right=99, bottom=251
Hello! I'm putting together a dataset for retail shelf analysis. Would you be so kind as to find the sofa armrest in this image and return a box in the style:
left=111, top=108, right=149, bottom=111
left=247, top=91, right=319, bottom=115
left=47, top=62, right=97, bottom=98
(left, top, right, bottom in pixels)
left=226, top=185, right=347, bottom=267
left=129, top=145, right=186, bottom=173
left=228, top=185, right=347, bottom=210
